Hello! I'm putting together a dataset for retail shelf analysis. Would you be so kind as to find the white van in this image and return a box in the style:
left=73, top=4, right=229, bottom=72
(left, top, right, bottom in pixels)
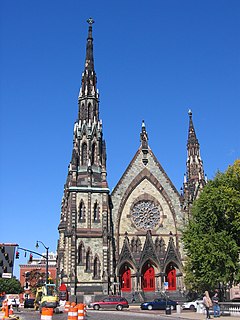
left=5, top=294, right=20, bottom=307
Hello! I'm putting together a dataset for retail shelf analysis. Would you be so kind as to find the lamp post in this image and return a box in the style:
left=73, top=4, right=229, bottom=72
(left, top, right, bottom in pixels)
left=36, top=240, right=49, bottom=289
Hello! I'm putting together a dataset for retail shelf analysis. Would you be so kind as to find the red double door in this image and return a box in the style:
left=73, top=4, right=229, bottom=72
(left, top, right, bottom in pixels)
left=166, top=266, right=176, bottom=290
left=120, top=263, right=156, bottom=292
left=142, top=264, right=155, bottom=291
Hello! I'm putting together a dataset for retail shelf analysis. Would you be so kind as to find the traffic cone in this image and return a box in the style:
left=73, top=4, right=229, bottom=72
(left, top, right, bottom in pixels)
left=9, top=305, right=14, bottom=315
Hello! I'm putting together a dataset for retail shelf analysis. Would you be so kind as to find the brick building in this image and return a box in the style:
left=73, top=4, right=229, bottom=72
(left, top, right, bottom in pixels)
left=19, top=252, right=57, bottom=300
left=57, top=20, right=206, bottom=301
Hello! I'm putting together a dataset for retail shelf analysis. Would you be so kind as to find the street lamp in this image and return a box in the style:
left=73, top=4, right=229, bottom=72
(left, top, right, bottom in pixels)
left=36, top=240, right=49, bottom=289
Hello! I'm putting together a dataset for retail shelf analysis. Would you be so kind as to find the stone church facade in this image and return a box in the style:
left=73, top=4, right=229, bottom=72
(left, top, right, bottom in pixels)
left=57, top=20, right=206, bottom=301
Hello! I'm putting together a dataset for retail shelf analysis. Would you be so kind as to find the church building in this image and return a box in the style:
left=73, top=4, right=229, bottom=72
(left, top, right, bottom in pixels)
left=57, top=19, right=206, bottom=301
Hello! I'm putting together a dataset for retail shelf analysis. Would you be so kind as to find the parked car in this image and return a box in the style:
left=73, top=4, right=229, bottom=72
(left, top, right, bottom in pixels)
left=0, top=296, right=5, bottom=308
left=182, top=299, right=204, bottom=311
left=88, top=296, right=129, bottom=311
left=140, top=298, right=178, bottom=310
left=24, top=298, right=35, bottom=308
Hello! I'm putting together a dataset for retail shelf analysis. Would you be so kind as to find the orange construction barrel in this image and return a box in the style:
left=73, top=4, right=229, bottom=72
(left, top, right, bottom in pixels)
left=68, top=306, right=78, bottom=320
left=64, top=301, right=71, bottom=313
left=77, top=303, right=84, bottom=320
left=41, top=308, right=53, bottom=320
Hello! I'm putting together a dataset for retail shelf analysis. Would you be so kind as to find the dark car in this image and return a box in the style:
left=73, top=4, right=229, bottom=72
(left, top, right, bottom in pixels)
left=89, top=296, right=129, bottom=311
left=24, top=298, right=35, bottom=308
left=140, top=298, right=178, bottom=310
left=0, top=296, right=5, bottom=308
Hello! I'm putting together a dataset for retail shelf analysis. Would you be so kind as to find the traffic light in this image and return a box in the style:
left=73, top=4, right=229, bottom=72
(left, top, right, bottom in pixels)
left=29, top=254, right=33, bottom=262
left=15, top=251, right=19, bottom=259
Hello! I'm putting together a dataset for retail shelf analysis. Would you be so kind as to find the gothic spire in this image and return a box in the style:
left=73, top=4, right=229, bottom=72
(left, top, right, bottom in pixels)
left=78, top=18, right=99, bottom=122
left=187, top=109, right=199, bottom=147
left=183, top=110, right=206, bottom=206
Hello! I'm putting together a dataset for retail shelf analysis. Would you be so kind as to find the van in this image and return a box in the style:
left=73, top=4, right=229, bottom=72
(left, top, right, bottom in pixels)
left=5, top=294, right=20, bottom=307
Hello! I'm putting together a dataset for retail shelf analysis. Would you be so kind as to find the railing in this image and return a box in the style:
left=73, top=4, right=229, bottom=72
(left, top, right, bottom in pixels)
left=219, top=302, right=240, bottom=316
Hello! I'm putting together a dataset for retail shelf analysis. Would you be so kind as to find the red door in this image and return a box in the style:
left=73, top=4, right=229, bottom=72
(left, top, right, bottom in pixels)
left=166, top=267, right=176, bottom=290
left=142, top=264, right=155, bottom=291
left=121, top=267, right=131, bottom=292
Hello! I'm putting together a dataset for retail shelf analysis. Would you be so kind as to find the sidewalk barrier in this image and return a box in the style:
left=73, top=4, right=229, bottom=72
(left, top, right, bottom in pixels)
left=68, top=306, right=78, bottom=320
left=77, top=303, right=85, bottom=320
left=176, top=304, right=181, bottom=314
left=64, top=301, right=71, bottom=313
left=41, top=308, right=53, bottom=320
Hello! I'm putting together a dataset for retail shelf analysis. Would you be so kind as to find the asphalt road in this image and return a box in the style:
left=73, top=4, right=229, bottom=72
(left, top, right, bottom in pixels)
left=16, top=309, right=186, bottom=320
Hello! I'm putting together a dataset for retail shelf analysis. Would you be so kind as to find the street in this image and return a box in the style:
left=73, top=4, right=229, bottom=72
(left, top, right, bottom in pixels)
left=14, top=309, right=191, bottom=320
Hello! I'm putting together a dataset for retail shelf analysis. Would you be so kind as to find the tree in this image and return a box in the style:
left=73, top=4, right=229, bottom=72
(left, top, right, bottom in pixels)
left=0, top=277, right=23, bottom=294
left=182, top=160, right=240, bottom=293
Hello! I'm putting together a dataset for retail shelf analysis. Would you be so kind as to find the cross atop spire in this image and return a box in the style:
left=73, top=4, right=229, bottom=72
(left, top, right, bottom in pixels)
left=87, top=17, right=95, bottom=25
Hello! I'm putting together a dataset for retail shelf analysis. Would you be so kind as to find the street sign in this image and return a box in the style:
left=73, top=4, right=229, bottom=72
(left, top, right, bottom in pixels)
left=164, top=281, right=168, bottom=289
left=2, top=273, right=12, bottom=278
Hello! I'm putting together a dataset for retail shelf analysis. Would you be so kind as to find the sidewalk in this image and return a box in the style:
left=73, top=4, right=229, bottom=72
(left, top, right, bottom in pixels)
left=128, top=305, right=240, bottom=320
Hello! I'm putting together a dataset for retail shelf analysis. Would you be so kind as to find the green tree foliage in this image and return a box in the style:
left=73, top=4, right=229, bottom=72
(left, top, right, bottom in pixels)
left=182, top=160, right=240, bottom=292
left=0, top=277, right=23, bottom=294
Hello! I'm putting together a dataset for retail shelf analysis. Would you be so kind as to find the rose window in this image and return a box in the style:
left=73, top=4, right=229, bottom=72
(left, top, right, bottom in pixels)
left=131, top=200, right=162, bottom=230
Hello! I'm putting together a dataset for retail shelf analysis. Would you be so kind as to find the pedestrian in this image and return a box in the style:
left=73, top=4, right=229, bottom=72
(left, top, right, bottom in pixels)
left=131, top=292, right=135, bottom=303
left=203, top=291, right=213, bottom=319
left=212, top=292, right=220, bottom=317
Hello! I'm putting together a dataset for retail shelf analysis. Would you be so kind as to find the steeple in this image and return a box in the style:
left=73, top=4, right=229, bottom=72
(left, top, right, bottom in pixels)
left=78, top=18, right=99, bottom=122
left=183, top=110, right=206, bottom=207
left=57, top=19, right=111, bottom=298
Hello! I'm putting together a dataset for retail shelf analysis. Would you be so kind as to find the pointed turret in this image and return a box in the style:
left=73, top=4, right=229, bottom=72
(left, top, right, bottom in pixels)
left=183, top=110, right=206, bottom=209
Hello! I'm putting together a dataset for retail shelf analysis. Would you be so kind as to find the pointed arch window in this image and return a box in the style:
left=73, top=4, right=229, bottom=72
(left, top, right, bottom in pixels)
left=86, top=248, right=91, bottom=272
left=93, top=202, right=99, bottom=222
left=88, top=103, right=91, bottom=120
left=93, top=256, right=100, bottom=279
left=78, top=243, right=84, bottom=265
left=91, top=143, right=96, bottom=165
left=81, top=143, right=87, bottom=165
left=78, top=201, right=85, bottom=222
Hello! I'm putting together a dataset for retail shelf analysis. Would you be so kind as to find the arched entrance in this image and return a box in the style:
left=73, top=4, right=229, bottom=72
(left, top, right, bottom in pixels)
left=166, top=263, right=176, bottom=291
left=119, top=265, right=131, bottom=292
left=142, top=262, right=155, bottom=291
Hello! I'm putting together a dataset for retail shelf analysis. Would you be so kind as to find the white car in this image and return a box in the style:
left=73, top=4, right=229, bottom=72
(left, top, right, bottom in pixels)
left=182, top=299, right=204, bottom=311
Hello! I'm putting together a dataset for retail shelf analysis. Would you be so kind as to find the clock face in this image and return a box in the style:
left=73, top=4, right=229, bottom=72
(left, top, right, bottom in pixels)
left=131, top=200, right=163, bottom=231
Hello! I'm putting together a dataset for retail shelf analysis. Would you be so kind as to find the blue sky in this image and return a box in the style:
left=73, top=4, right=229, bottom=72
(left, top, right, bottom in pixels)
left=1, top=0, right=239, bottom=277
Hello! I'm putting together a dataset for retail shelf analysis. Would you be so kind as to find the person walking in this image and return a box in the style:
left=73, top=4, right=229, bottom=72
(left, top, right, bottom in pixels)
left=203, top=291, right=213, bottom=319
left=212, top=292, right=220, bottom=317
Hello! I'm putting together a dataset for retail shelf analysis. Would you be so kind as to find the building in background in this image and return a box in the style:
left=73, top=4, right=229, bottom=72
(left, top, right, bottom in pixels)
left=19, top=252, right=57, bottom=300
left=57, top=20, right=206, bottom=301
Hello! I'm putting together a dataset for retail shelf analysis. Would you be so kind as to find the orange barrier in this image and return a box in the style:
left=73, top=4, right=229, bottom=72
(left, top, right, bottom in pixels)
left=3, top=300, right=9, bottom=318
left=77, top=303, right=84, bottom=320
left=41, top=307, right=53, bottom=320
left=9, top=305, right=14, bottom=315
left=64, top=301, right=71, bottom=313
left=68, top=306, right=78, bottom=320
left=71, top=302, right=76, bottom=307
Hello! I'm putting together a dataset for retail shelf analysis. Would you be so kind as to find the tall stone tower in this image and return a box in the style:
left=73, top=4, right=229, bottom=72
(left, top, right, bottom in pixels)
left=57, top=19, right=112, bottom=299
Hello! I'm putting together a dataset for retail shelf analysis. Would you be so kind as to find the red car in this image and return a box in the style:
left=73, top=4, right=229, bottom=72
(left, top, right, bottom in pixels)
left=88, top=296, right=129, bottom=311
